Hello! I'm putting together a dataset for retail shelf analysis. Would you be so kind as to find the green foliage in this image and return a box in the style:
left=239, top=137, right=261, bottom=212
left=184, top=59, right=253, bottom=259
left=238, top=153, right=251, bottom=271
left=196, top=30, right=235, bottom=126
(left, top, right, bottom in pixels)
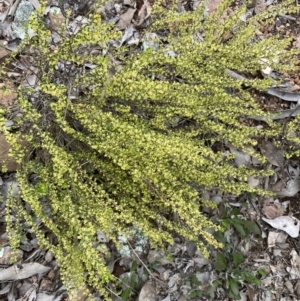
left=1, top=0, right=298, bottom=298
left=213, top=248, right=263, bottom=299
left=212, top=206, right=266, bottom=300
left=117, top=260, right=140, bottom=301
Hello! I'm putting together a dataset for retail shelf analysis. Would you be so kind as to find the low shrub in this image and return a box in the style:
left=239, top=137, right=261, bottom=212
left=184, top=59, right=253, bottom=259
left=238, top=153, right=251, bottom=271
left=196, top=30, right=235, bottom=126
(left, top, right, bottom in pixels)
left=1, top=0, right=299, bottom=298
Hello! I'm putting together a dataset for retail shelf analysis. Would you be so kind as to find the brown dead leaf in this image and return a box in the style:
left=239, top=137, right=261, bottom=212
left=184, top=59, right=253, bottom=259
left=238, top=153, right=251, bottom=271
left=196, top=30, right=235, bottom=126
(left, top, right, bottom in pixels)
left=262, top=203, right=285, bottom=219
left=245, top=283, right=255, bottom=301
left=295, top=280, right=300, bottom=297
left=48, top=8, right=65, bottom=31
left=287, top=249, right=300, bottom=279
left=116, top=8, right=136, bottom=30
left=255, top=0, right=267, bottom=14
left=135, top=2, right=151, bottom=26
left=47, top=269, right=56, bottom=280
left=0, top=134, right=18, bottom=172
left=0, top=83, right=17, bottom=106
left=267, top=231, right=287, bottom=248
left=68, top=286, right=90, bottom=301
left=285, top=280, right=294, bottom=294
left=258, top=140, right=284, bottom=168
left=0, top=247, right=23, bottom=265
left=206, top=0, right=222, bottom=14
left=138, top=280, right=156, bottom=301
left=0, top=48, right=9, bottom=61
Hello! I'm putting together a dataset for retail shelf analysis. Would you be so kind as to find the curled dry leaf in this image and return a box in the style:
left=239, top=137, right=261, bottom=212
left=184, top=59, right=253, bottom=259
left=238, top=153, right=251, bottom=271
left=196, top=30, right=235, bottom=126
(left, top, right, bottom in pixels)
left=48, top=7, right=65, bottom=31
left=120, top=24, right=135, bottom=45
left=147, top=250, right=174, bottom=266
left=22, top=283, right=38, bottom=301
left=267, top=231, right=287, bottom=248
left=245, top=283, right=255, bottom=301
left=138, top=280, right=156, bottom=301
left=0, top=83, right=17, bottom=106
left=228, top=145, right=251, bottom=167
left=0, top=247, right=23, bottom=265
left=295, top=280, right=300, bottom=298
left=262, top=203, right=286, bottom=219
left=262, top=216, right=300, bottom=238
left=206, top=0, right=222, bottom=14
left=168, top=273, right=181, bottom=293
left=254, top=0, right=267, bottom=14
left=0, top=41, right=9, bottom=61
left=266, top=87, right=300, bottom=102
left=287, top=250, right=300, bottom=279
left=135, top=1, right=151, bottom=26
left=116, top=8, right=136, bottom=30
left=258, top=140, right=284, bottom=168
left=248, top=176, right=260, bottom=188
left=285, top=280, right=294, bottom=294
left=275, top=178, right=300, bottom=197
left=0, top=282, right=11, bottom=295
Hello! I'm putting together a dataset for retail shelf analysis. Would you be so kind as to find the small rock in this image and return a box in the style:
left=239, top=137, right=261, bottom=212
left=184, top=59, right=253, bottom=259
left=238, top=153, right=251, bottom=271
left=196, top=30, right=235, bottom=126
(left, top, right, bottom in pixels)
left=138, top=280, right=156, bottom=301
left=45, top=250, right=54, bottom=262
left=12, top=0, right=35, bottom=39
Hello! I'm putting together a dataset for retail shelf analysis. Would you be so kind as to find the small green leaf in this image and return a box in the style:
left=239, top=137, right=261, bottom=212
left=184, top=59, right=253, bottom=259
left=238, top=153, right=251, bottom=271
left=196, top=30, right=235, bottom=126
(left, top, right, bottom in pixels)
left=225, top=278, right=230, bottom=289
left=221, top=219, right=231, bottom=228
left=232, top=251, right=244, bottom=266
left=130, top=260, right=138, bottom=272
left=240, top=220, right=261, bottom=235
left=121, top=288, right=131, bottom=300
left=189, top=290, right=202, bottom=298
left=191, top=274, right=200, bottom=285
left=231, top=219, right=246, bottom=236
left=229, top=278, right=240, bottom=296
left=231, top=208, right=240, bottom=216
left=35, top=182, right=48, bottom=195
left=225, top=243, right=233, bottom=251
left=214, top=252, right=227, bottom=271
left=130, top=272, right=138, bottom=288
left=239, top=270, right=261, bottom=285
left=213, top=231, right=227, bottom=243
left=258, top=268, right=267, bottom=277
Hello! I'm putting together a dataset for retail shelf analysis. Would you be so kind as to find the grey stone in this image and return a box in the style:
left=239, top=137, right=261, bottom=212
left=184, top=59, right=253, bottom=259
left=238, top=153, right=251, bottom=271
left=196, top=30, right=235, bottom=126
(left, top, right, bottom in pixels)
left=12, top=0, right=35, bottom=39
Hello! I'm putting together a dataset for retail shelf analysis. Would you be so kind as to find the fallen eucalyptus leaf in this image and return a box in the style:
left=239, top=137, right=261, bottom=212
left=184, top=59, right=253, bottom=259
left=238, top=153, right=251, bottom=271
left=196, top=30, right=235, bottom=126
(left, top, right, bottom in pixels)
left=120, top=24, right=135, bottom=46
left=250, top=106, right=300, bottom=121
left=287, top=250, right=300, bottom=279
left=138, top=280, right=156, bottom=301
left=267, top=231, right=287, bottom=248
left=228, top=145, right=251, bottom=167
left=262, top=203, right=285, bottom=219
left=266, top=88, right=300, bottom=103
left=116, top=8, right=136, bottom=30
left=258, top=140, right=284, bottom=168
left=262, top=216, right=300, bottom=238
left=135, top=1, right=151, bottom=26
left=275, top=178, right=300, bottom=197
left=0, top=263, right=51, bottom=281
